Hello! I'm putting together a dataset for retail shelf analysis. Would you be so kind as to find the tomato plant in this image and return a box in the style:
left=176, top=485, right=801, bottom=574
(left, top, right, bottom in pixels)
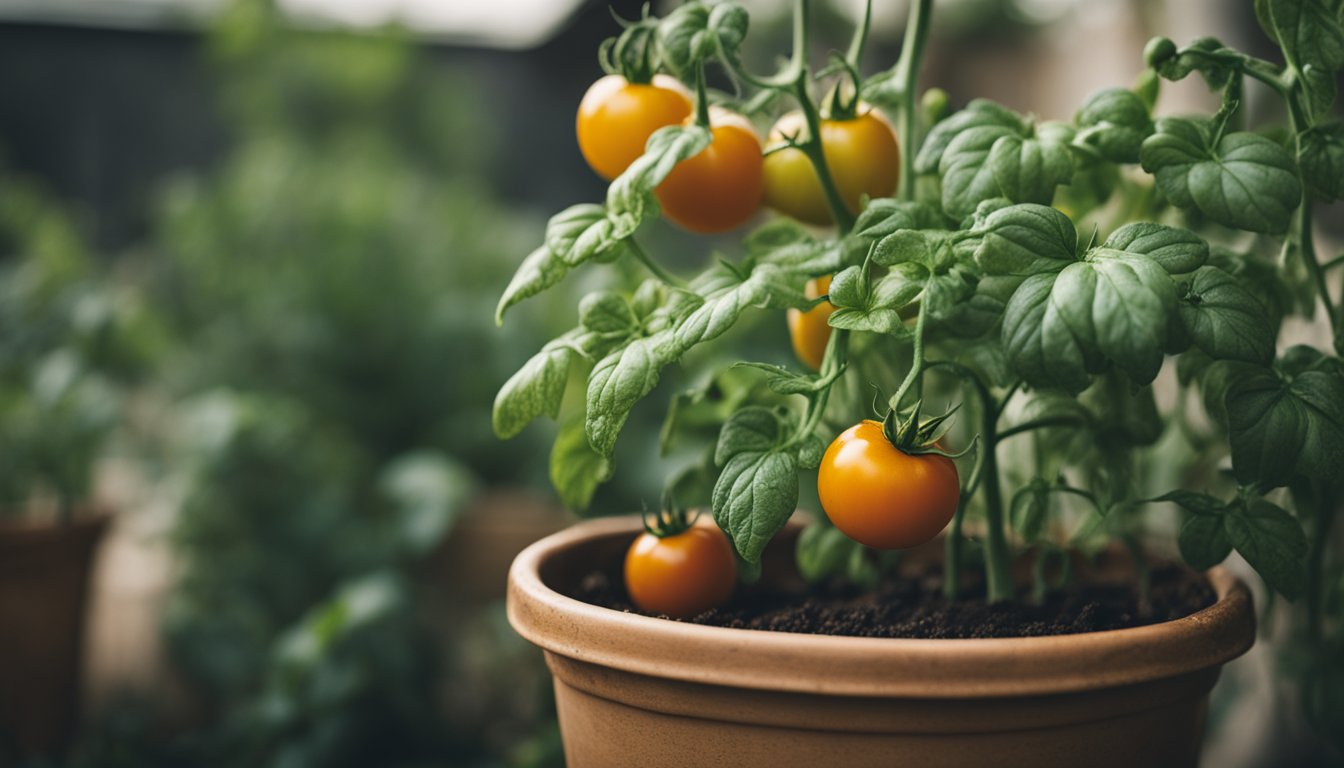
left=624, top=511, right=736, bottom=618
left=496, top=0, right=1344, bottom=739
left=764, top=109, right=899, bottom=226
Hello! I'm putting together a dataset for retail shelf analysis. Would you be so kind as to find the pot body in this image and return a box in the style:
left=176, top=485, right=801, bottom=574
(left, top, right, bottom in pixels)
left=0, top=514, right=109, bottom=756
left=508, top=516, right=1255, bottom=768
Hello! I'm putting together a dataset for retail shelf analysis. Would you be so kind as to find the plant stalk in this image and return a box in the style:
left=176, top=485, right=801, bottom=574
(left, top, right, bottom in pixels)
left=892, top=0, right=933, bottom=201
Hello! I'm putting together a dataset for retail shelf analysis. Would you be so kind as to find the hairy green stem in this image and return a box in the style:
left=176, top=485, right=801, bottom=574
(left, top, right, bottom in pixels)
left=980, top=399, right=1014, bottom=602
left=693, top=60, right=711, bottom=128
left=997, top=415, right=1090, bottom=442
left=926, top=359, right=1011, bottom=601
left=889, top=293, right=928, bottom=416
left=628, top=240, right=684, bottom=288
left=844, top=0, right=873, bottom=73
left=892, top=0, right=933, bottom=201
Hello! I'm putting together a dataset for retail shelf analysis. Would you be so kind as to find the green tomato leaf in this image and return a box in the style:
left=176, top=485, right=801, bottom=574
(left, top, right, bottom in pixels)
left=1179, top=514, right=1233, bottom=570
left=712, top=448, right=798, bottom=564
left=852, top=199, right=947, bottom=240
left=585, top=331, right=680, bottom=458
left=497, top=245, right=570, bottom=325
left=712, top=407, right=799, bottom=563
left=827, top=263, right=924, bottom=335
left=1140, top=119, right=1302, bottom=234
left=1301, top=122, right=1344, bottom=201
left=579, top=291, right=639, bottom=335
left=1254, top=0, right=1344, bottom=122
left=657, top=1, right=749, bottom=76
left=987, top=132, right=1076, bottom=209
left=714, top=405, right=788, bottom=465
left=1073, top=87, right=1154, bottom=163
left=973, top=203, right=1078, bottom=276
left=1178, top=266, right=1276, bottom=365
left=1151, top=489, right=1229, bottom=516
left=915, top=99, right=1027, bottom=175
left=744, top=219, right=844, bottom=272
left=550, top=409, right=612, bottom=512
left=1002, top=247, right=1175, bottom=393
left=798, top=433, right=826, bottom=470
left=675, top=264, right=805, bottom=351
left=1101, top=222, right=1208, bottom=275
left=1226, top=368, right=1344, bottom=487
left=493, top=336, right=581, bottom=439
left=1225, top=497, right=1308, bottom=599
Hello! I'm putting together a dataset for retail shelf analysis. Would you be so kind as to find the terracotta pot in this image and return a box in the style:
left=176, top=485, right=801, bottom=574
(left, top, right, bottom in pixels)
left=508, top=516, right=1255, bottom=768
left=0, top=513, right=110, bottom=756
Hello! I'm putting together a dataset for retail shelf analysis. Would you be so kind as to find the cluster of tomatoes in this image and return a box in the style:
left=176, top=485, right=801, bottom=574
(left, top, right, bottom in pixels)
left=580, top=74, right=959, bottom=618
left=576, top=73, right=899, bottom=232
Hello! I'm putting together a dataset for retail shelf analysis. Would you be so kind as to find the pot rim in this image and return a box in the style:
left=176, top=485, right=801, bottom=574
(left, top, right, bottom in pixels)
left=507, top=515, right=1256, bottom=698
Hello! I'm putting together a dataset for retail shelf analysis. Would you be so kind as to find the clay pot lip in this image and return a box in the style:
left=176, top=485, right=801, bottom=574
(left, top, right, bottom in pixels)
left=507, top=515, right=1256, bottom=699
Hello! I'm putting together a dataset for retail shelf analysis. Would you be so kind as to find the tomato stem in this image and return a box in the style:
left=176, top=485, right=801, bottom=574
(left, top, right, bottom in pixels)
left=926, top=359, right=1011, bottom=602
left=892, top=0, right=933, bottom=202
left=843, top=0, right=873, bottom=76
left=692, top=61, right=712, bottom=128
left=628, top=240, right=685, bottom=289
left=887, top=288, right=928, bottom=427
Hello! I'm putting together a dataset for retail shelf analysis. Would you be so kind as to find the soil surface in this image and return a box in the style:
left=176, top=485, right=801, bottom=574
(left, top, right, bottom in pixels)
left=572, top=563, right=1216, bottom=639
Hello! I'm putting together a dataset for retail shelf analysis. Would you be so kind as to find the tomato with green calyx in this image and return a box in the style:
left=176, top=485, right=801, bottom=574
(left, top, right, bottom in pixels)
left=787, top=275, right=834, bottom=371
left=655, top=107, right=764, bottom=234
left=624, top=514, right=736, bottom=618
left=577, top=74, right=693, bottom=181
left=762, top=108, right=900, bottom=226
left=818, top=420, right=959, bottom=550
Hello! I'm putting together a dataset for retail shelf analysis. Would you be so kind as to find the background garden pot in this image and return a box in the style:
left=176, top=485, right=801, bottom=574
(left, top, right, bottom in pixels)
left=507, top=515, right=1256, bottom=768
left=0, top=512, right=109, bottom=756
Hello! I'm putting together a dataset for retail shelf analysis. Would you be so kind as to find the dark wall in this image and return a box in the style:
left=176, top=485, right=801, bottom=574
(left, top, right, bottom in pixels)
left=0, top=0, right=647, bottom=250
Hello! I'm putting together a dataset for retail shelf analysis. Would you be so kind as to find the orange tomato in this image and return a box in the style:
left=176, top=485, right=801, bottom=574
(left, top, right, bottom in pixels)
left=624, top=519, right=736, bottom=618
left=763, top=108, right=900, bottom=226
left=818, top=420, right=959, bottom=549
left=577, top=74, right=693, bottom=181
left=655, top=108, right=764, bottom=234
left=787, top=275, right=834, bottom=371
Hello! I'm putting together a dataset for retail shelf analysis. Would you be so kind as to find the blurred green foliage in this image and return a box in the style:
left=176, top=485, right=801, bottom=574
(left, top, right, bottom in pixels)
left=138, top=1, right=561, bottom=765
left=0, top=176, right=160, bottom=516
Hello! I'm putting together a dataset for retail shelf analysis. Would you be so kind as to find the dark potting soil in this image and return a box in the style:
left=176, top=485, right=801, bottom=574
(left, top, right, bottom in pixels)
left=572, top=562, right=1216, bottom=639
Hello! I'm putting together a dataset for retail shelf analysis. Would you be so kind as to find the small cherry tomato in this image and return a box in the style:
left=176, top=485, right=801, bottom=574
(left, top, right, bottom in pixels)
left=787, top=275, right=834, bottom=371
left=762, top=108, right=900, bottom=226
left=624, top=518, right=736, bottom=618
left=655, top=108, right=764, bottom=234
left=577, top=74, right=693, bottom=181
left=818, top=420, right=959, bottom=550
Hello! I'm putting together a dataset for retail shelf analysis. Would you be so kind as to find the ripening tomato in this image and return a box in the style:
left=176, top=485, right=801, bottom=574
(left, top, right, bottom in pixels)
left=624, top=519, right=736, bottom=618
left=787, top=275, right=834, bottom=371
left=655, top=108, right=764, bottom=234
left=818, top=420, right=959, bottom=550
left=762, top=108, right=900, bottom=226
left=577, top=74, right=693, bottom=181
